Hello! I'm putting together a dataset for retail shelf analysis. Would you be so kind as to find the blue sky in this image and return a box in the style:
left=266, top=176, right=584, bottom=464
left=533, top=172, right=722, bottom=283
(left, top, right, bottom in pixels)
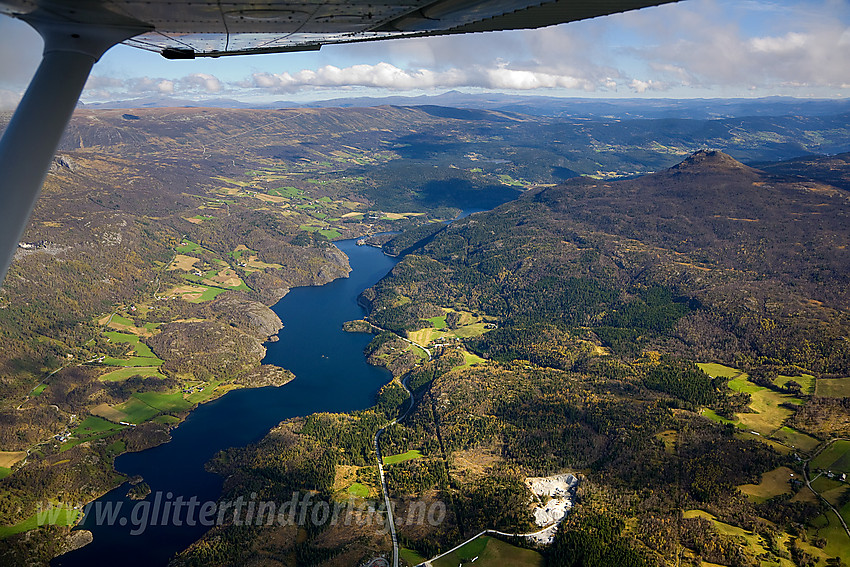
left=1, top=0, right=849, bottom=108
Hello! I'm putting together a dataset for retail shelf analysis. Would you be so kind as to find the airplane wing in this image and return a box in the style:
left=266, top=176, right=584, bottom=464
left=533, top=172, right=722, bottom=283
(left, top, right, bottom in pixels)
left=1, top=1, right=678, bottom=58
left=0, top=0, right=678, bottom=286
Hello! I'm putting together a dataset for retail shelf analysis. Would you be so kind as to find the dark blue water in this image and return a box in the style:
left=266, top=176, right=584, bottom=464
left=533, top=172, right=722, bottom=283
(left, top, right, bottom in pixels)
left=54, top=239, right=399, bottom=566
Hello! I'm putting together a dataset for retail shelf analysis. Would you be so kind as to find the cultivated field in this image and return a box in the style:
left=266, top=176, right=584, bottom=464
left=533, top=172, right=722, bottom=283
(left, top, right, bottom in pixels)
left=737, top=466, right=796, bottom=503
left=698, top=363, right=817, bottom=452
left=811, top=439, right=850, bottom=474
left=0, top=451, right=26, bottom=468
left=168, top=254, right=200, bottom=271
left=432, top=536, right=543, bottom=567
left=383, top=450, right=423, bottom=466
left=99, top=366, right=166, bottom=382
left=815, top=377, right=850, bottom=398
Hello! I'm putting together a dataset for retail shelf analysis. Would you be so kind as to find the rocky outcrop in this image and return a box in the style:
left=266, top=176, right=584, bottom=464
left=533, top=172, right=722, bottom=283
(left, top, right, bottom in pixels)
left=148, top=320, right=266, bottom=381
left=235, top=365, right=295, bottom=388
left=58, top=530, right=93, bottom=555
left=210, top=295, right=282, bottom=339
left=49, top=154, right=79, bottom=174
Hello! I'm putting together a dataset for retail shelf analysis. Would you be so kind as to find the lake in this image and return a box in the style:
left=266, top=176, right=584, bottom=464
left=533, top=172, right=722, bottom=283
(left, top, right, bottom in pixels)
left=54, top=238, right=399, bottom=566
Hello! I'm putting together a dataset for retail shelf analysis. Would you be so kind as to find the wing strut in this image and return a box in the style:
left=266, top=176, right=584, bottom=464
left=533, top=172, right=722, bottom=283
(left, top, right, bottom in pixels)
left=0, top=10, right=149, bottom=284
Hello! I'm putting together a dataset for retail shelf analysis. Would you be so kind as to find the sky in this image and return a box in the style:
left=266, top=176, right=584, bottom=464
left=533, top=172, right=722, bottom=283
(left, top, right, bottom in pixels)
left=1, top=0, right=849, bottom=109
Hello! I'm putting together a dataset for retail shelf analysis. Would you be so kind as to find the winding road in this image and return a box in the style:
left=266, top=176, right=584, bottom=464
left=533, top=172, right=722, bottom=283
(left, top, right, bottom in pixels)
left=374, top=374, right=415, bottom=567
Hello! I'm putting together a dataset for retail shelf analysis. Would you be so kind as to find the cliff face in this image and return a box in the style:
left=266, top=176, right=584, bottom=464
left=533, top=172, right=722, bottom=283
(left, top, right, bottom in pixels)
left=213, top=295, right=283, bottom=339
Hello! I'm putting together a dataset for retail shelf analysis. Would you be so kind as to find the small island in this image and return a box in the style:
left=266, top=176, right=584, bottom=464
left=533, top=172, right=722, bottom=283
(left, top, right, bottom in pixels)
left=126, top=481, right=151, bottom=501
left=342, top=319, right=378, bottom=334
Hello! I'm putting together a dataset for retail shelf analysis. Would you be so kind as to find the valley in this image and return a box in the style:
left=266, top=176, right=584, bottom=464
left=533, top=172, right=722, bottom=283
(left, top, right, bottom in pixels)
left=0, top=100, right=849, bottom=566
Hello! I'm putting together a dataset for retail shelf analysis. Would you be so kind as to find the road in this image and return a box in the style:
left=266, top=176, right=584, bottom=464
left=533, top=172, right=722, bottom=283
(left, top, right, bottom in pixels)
left=374, top=374, right=414, bottom=567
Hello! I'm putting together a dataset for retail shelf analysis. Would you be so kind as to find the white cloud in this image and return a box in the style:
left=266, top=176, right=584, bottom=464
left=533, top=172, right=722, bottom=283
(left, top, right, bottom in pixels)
left=485, top=68, right=593, bottom=90
left=624, top=0, right=850, bottom=90
left=249, top=63, right=455, bottom=91
left=629, top=79, right=668, bottom=93
left=749, top=32, right=808, bottom=54
left=245, top=62, right=611, bottom=93
left=178, top=73, right=222, bottom=92
left=80, top=73, right=226, bottom=101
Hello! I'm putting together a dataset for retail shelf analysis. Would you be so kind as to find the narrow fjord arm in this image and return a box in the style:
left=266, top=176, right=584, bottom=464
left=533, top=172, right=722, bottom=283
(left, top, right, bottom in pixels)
left=0, top=11, right=149, bottom=285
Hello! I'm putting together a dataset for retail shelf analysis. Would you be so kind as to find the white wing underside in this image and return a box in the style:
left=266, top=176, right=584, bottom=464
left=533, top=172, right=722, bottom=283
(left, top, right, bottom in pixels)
left=0, top=0, right=677, bottom=57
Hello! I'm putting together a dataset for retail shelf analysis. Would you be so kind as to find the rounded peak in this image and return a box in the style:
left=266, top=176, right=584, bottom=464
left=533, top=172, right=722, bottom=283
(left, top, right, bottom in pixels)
left=671, top=149, right=753, bottom=173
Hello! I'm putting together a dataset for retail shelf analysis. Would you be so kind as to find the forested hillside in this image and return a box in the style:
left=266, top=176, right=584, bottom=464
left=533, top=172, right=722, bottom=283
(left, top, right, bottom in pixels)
left=176, top=151, right=850, bottom=566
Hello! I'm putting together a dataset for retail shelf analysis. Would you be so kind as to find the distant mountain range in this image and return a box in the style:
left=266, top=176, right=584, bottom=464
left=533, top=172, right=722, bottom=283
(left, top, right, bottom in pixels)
left=81, top=92, right=850, bottom=120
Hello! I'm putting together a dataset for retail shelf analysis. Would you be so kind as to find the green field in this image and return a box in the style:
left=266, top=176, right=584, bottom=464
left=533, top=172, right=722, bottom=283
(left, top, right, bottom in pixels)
left=459, top=350, right=486, bottom=368
left=105, top=330, right=140, bottom=344
left=815, top=377, right=850, bottom=398
left=383, top=450, right=424, bottom=466
left=319, top=229, right=341, bottom=239
left=104, top=439, right=126, bottom=457
left=152, top=414, right=181, bottom=425
left=75, top=416, right=123, bottom=436
left=113, top=397, right=160, bottom=423
left=0, top=467, right=11, bottom=480
left=109, top=314, right=136, bottom=327
left=102, top=331, right=163, bottom=366
left=433, top=536, right=488, bottom=566
left=432, top=536, right=543, bottom=567
left=774, top=373, right=815, bottom=394
left=186, top=381, right=223, bottom=404
left=771, top=426, right=820, bottom=452
left=31, top=383, right=47, bottom=396
left=176, top=240, right=204, bottom=254
left=195, top=286, right=228, bottom=302
left=811, top=474, right=844, bottom=495
left=697, top=362, right=744, bottom=379
left=0, top=506, right=79, bottom=538
left=683, top=510, right=778, bottom=560
left=737, top=466, right=795, bottom=503
left=427, top=315, right=447, bottom=329
left=400, top=547, right=427, bottom=566
left=740, top=387, right=802, bottom=436
left=698, top=363, right=804, bottom=441
left=269, top=186, right=302, bottom=197
left=103, top=356, right=165, bottom=367
left=727, top=374, right=761, bottom=394
left=451, top=323, right=492, bottom=338
left=133, top=391, right=193, bottom=414
left=811, top=440, right=850, bottom=474
left=229, top=247, right=252, bottom=260
left=347, top=482, right=370, bottom=497
left=63, top=416, right=127, bottom=451
left=701, top=408, right=740, bottom=427
left=809, top=508, right=850, bottom=562
left=99, top=366, right=166, bottom=382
